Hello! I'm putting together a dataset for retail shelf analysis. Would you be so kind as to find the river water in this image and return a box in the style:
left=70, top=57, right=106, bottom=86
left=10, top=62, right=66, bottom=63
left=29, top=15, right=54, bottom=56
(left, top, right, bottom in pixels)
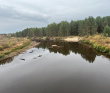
left=0, top=41, right=110, bottom=93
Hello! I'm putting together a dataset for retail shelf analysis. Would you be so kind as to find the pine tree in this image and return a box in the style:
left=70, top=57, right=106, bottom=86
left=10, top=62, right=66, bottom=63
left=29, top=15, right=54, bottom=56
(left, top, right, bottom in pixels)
left=96, top=16, right=104, bottom=33
left=59, top=21, right=70, bottom=36
left=103, top=25, right=110, bottom=36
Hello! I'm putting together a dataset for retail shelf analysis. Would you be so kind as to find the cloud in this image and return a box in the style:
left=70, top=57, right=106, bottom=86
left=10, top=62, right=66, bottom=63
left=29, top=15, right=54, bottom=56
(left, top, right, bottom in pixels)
left=0, top=0, right=110, bottom=33
left=0, top=2, right=50, bottom=22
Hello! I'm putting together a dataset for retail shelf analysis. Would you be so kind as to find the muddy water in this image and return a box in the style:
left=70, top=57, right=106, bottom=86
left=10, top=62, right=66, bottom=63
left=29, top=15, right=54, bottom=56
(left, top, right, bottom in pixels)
left=0, top=42, right=110, bottom=93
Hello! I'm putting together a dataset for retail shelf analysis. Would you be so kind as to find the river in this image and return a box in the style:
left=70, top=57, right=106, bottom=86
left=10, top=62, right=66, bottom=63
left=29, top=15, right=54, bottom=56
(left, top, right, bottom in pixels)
left=0, top=41, right=110, bottom=93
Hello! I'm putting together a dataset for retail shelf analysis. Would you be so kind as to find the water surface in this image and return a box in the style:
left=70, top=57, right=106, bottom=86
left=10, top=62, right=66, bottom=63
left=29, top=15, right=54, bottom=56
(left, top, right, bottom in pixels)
left=0, top=42, right=110, bottom=93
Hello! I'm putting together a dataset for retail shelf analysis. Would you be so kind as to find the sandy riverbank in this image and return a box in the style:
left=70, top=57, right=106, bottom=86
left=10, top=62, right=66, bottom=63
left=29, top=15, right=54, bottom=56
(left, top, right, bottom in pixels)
left=64, top=36, right=82, bottom=42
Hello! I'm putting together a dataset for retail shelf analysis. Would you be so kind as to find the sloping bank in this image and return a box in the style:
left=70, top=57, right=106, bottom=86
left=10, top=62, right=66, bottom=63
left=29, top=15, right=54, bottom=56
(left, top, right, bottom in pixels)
left=0, top=39, right=40, bottom=61
left=80, top=35, right=110, bottom=56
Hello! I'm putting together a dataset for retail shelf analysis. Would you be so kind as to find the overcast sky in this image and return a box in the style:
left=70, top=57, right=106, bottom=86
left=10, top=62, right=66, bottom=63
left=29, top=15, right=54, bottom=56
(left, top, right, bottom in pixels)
left=0, top=0, right=110, bottom=33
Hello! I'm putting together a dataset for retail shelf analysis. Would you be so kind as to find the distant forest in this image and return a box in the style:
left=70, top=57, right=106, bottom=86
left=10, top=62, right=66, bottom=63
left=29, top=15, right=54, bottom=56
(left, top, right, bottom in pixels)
left=13, top=16, right=110, bottom=37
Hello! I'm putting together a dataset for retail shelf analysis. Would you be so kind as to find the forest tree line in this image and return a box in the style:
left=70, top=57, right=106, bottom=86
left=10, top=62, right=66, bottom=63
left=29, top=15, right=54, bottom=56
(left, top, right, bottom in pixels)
left=12, top=16, right=110, bottom=37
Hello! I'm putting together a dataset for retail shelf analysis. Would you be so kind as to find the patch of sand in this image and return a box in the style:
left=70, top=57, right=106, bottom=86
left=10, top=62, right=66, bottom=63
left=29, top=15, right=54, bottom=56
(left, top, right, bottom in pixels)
left=64, top=36, right=81, bottom=42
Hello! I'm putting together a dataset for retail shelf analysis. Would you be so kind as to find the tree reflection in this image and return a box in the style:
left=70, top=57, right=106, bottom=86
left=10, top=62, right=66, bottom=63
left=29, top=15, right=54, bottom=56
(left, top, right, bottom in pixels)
left=0, top=57, right=13, bottom=65
left=36, top=41, right=97, bottom=63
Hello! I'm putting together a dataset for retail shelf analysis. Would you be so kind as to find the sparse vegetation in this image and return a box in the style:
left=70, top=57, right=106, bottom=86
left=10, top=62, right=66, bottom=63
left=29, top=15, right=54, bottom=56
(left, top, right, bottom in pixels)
left=82, top=34, right=110, bottom=55
left=0, top=37, right=31, bottom=59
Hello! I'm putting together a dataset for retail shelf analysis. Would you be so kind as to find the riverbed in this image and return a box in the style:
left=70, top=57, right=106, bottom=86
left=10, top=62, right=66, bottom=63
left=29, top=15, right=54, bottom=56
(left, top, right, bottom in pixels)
left=0, top=41, right=110, bottom=93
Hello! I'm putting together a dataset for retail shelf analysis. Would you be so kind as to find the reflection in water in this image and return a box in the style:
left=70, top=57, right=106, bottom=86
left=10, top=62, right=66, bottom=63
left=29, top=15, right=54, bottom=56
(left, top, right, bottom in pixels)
left=36, top=41, right=98, bottom=63
left=0, top=57, right=13, bottom=65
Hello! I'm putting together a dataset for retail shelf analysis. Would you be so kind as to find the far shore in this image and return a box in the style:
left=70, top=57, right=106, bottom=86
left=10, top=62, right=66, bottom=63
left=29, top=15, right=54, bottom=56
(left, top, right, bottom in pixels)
left=1, top=34, right=110, bottom=62
left=32, top=36, right=82, bottom=42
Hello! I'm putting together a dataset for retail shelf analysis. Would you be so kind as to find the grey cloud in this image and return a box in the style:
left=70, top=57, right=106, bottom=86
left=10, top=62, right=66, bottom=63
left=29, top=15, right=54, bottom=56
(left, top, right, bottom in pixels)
left=0, top=0, right=110, bottom=33
left=0, top=4, right=50, bottom=22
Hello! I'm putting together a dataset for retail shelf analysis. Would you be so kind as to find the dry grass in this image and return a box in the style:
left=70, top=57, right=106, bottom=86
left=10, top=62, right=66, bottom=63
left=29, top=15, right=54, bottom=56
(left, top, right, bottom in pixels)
left=0, top=37, right=30, bottom=58
left=82, top=34, right=110, bottom=54
left=83, top=35, right=110, bottom=47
